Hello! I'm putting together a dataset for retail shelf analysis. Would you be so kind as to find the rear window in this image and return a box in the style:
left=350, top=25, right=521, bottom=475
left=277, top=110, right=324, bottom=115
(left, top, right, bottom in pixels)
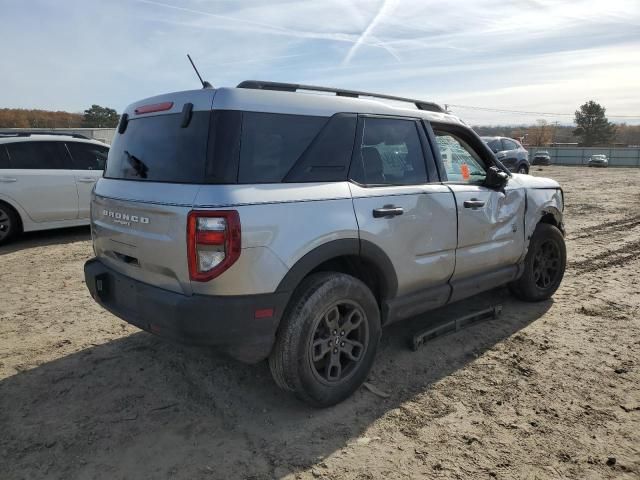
left=105, top=111, right=211, bottom=182
left=67, top=142, right=108, bottom=170
left=104, top=109, right=356, bottom=184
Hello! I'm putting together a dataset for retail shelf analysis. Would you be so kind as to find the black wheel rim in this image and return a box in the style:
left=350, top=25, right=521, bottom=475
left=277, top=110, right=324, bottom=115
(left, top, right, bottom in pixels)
left=0, top=208, right=10, bottom=241
left=533, top=240, right=561, bottom=289
left=308, top=300, right=369, bottom=385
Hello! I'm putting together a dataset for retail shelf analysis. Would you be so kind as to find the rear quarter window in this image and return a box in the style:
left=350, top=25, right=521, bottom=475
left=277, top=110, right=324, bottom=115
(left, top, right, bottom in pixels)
left=67, top=142, right=108, bottom=170
left=0, top=146, right=9, bottom=169
left=238, top=113, right=327, bottom=183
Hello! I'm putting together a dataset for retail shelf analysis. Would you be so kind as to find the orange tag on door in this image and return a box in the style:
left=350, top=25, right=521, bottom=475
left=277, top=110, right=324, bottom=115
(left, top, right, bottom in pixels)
left=460, top=163, right=470, bottom=180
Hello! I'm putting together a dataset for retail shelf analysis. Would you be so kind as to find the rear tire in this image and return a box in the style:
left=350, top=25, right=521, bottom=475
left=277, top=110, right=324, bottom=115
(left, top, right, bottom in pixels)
left=517, top=164, right=529, bottom=174
left=509, top=223, right=566, bottom=301
left=0, top=203, right=19, bottom=246
left=269, top=272, right=381, bottom=407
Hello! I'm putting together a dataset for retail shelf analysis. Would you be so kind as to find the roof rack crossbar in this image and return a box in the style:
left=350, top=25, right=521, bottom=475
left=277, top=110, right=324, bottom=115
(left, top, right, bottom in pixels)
left=0, top=131, right=91, bottom=139
left=237, top=80, right=444, bottom=113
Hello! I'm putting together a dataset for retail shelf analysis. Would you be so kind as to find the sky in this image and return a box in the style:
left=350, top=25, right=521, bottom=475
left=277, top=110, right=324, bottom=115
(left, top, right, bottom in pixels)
left=1, top=0, right=639, bottom=125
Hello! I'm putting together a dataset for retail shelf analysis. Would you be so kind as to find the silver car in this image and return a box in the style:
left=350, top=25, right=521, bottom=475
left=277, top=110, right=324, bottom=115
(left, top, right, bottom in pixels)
left=588, top=154, right=608, bottom=167
left=84, top=81, right=566, bottom=406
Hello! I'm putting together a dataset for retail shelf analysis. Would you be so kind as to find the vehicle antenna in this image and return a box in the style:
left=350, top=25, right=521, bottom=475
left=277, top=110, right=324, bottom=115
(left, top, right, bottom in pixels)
left=187, top=54, right=213, bottom=89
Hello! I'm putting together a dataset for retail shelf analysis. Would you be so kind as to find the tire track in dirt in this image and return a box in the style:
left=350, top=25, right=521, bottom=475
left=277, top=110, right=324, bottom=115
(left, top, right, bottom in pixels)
left=567, top=214, right=640, bottom=240
left=568, top=238, right=640, bottom=274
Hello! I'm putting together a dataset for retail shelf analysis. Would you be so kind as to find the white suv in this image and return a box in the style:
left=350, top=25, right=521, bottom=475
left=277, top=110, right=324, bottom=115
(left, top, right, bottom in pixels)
left=0, top=132, right=109, bottom=244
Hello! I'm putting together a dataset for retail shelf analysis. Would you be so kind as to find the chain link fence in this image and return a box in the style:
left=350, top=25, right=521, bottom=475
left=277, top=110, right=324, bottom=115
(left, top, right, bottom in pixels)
left=528, top=146, right=640, bottom=167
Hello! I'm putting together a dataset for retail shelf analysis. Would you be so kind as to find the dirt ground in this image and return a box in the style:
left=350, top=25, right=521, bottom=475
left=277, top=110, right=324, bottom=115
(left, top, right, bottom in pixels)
left=1, top=165, right=639, bottom=480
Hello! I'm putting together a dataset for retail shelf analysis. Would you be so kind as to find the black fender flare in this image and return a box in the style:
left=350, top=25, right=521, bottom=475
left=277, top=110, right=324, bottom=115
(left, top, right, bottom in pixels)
left=275, top=238, right=398, bottom=299
left=539, top=205, right=564, bottom=234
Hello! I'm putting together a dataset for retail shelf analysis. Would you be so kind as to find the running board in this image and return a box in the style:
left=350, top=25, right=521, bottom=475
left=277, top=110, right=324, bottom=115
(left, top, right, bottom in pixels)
left=410, top=305, right=503, bottom=351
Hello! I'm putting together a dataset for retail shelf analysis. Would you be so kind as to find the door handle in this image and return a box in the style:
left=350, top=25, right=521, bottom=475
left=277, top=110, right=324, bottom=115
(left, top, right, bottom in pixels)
left=463, top=199, right=485, bottom=209
left=78, top=177, right=97, bottom=183
left=373, top=205, right=404, bottom=218
left=0, top=177, right=17, bottom=183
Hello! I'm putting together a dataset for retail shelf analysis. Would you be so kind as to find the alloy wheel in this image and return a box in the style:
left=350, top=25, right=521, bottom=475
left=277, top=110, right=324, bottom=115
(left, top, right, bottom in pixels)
left=533, top=240, right=561, bottom=289
left=308, top=300, right=369, bottom=385
left=0, top=208, right=10, bottom=242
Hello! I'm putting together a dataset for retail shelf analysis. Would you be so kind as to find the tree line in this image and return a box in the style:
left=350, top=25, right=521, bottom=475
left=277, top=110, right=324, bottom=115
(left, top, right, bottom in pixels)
left=474, top=101, right=639, bottom=147
left=0, top=100, right=636, bottom=146
left=0, top=105, right=119, bottom=129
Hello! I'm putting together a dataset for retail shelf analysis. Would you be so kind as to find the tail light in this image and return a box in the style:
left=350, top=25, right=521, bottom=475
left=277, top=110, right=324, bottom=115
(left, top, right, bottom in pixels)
left=187, top=210, right=241, bottom=282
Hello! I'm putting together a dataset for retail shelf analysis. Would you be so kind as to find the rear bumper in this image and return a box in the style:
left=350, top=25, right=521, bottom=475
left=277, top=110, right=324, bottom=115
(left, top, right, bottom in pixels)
left=84, top=258, right=288, bottom=363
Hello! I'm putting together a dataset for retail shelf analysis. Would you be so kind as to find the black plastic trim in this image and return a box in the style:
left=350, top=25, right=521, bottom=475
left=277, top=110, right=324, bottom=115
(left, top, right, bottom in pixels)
left=84, top=258, right=287, bottom=363
left=275, top=238, right=398, bottom=300
left=448, top=265, right=518, bottom=303
left=384, top=284, right=451, bottom=325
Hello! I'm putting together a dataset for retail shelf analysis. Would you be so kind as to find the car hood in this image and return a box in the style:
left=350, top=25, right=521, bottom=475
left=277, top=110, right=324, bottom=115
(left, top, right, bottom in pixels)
left=508, top=173, right=560, bottom=190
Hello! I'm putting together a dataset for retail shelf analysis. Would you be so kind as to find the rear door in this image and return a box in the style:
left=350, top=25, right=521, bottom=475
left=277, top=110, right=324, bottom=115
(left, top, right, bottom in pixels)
left=92, top=90, right=215, bottom=295
left=430, top=125, right=525, bottom=298
left=349, top=116, right=457, bottom=300
left=3, top=140, right=78, bottom=222
left=66, top=141, right=108, bottom=218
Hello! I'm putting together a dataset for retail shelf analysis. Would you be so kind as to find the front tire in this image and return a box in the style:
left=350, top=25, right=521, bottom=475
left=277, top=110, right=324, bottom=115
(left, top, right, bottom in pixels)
left=269, top=272, right=381, bottom=407
left=0, top=203, right=19, bottom=246
left=509, top=223, right=566, bottom=301
left=517, top=164, right=529, bottom=174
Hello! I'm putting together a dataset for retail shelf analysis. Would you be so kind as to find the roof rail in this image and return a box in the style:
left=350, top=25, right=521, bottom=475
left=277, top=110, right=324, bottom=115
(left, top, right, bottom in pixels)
left=0, top=131, right=91, bottom=139
left=237, top=80, right=445, bottom=113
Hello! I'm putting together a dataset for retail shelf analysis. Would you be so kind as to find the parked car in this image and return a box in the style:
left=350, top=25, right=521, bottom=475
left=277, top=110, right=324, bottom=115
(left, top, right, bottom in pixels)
left=481, top=136, right=530, bottom=174
left=588, top=154, right=608, bottom=167
left=84, top=81, right=566, bottom=406
left=0, top=132, right=109, bottom=245
left=532, top=150, right=552, bottom=165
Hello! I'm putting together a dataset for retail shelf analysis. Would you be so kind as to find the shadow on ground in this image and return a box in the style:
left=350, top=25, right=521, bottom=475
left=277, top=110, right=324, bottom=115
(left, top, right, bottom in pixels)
left=0, top=288, right=552, bottom=479
left=0, top=226, right=90, bottom=256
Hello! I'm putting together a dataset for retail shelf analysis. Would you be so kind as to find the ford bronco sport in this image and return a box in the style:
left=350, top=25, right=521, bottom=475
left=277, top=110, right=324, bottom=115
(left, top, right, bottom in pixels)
left=84, top=81, right=566, bottom=407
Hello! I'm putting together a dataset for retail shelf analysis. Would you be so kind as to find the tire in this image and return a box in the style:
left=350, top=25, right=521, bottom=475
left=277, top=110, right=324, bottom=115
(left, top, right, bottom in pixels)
left=269, top=272, right=381, bottom=407
left=517, top=164, right=529, bottom=174
left=509, top=223, right=566, bottom=301
left=0, top=203, right=19, bottom=246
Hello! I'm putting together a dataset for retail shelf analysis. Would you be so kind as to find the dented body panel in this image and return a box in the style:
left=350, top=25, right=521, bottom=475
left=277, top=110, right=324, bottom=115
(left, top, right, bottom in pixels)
left=84, top=83, right=566, bottom=364
left=510, top=173, right=565, bottom=256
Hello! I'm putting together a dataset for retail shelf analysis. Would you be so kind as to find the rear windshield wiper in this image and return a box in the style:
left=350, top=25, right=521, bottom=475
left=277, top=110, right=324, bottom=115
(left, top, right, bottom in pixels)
left=124, top=150, right=149, bottom=179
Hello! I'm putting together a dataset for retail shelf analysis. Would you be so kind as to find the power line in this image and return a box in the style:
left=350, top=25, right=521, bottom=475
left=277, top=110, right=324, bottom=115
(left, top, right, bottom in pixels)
left=447, top=104, right=640, bottom=119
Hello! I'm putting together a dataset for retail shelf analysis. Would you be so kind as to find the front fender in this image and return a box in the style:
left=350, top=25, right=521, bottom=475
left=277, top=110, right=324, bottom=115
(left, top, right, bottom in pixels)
left=525, top=188, right=564, bottom=248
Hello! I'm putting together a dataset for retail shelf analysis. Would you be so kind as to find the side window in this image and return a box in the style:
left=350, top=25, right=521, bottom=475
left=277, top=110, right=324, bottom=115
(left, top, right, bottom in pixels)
left=0, top=146, right=9, bottom=169
left=284, top=114, right=357, bottom=183
left=238, top=113, right=326, bottom=183
left=67, top=142, right=108, bottom=170
left=434, top=131, right=487, bottom=184
left=350, top=117, right=427, bottom=186
left=502, top=139, right=518, bottom=151
left=5, top=141, right=69, bottom=169
left=487, top=139, right=502, bottom=153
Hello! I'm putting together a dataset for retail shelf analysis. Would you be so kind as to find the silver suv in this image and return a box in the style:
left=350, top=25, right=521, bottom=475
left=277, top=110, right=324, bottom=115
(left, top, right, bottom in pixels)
left=482, top=136, right=530, bottom=174
left=84, top=81, right=566, bottom=406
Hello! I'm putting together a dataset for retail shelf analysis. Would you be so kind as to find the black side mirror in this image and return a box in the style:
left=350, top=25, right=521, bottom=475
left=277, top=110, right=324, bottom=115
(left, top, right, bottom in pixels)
left=484, top=166, right=509, bottom=191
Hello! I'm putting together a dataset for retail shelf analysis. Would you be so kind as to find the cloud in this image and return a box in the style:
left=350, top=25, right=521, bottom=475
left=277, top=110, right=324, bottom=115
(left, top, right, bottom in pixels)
left=0, top=0, right=638, bottom=124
